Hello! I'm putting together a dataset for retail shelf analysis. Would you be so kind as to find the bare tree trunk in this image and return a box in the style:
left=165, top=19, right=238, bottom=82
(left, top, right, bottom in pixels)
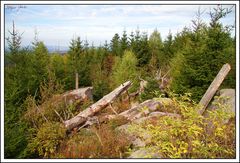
left=64, top=81, right=132, bottom=131
left=198, top=63, right=231, bottom=115
left=75, top=72, right=79, bottom=90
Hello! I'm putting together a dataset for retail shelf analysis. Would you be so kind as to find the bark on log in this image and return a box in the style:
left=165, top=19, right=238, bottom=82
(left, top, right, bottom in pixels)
left=120, top=98, right=173, bottom=121
left=198, top=63, right=231, bottom=115
left=77, top=99, right=176, bottom=130
left=101, top=98, right=174, bottom=122
left=64, top=81, right=132, bottom=130
left=129, top=91, right=139, bottom=98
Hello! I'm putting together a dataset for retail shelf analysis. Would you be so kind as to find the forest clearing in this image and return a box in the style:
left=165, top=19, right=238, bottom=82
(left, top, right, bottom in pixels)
left=3, top=4, right=237, bottom=160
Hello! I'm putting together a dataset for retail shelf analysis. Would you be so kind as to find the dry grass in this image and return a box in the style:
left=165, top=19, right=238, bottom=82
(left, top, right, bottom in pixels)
left=56, top=124, right=131, bottom=158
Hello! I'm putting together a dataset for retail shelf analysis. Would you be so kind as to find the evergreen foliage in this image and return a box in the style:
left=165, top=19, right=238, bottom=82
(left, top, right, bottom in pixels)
left=170, top=6, right=235, bottom=101
left=110, top=33, right=121, bottom=56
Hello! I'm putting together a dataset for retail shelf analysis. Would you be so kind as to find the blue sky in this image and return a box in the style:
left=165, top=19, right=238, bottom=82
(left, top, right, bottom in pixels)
left=4, top=4, right=236, bottom=49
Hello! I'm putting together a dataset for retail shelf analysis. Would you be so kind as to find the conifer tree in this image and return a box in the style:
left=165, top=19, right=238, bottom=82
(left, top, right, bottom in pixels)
left=170, top=5, right=235, bottom=101
left=120, top=30, right=129, bottom=56
left=110, top=33, right=120, bottom=56
left=6, top=21, right=22, bottom=56
left=149, top=29, right=163, bottom=69
left=68, top=36, right=83, bottom=89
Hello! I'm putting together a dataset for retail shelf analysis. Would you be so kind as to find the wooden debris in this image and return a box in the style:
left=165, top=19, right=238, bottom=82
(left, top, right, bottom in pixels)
left=63, top=87, right=93, bottom=104
left=198, top=63, right=231, bottom=115
left=98, top=98, right=174, bottom=122
left=64, top=81, right=132, bottom=131
left=109, top=103, right=118, bottom=115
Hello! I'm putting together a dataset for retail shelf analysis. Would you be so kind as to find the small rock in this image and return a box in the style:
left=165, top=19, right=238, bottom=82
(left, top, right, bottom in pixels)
left=116, top=121, right=151, bottom=148
left=207, top=89, right=235, bottom=115
left=205, top=89, right=235, bottom=134
left=132, top=138, right=146, bottom=147
left=219, top=89, right=235, bottom=114
left=128, top=147, right=161, bottom=158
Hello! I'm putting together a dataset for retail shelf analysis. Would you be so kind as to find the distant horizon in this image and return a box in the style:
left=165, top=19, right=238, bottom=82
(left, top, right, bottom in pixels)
left=4, top=41, right=111, bottom=53
left=5, top=4, right=236, bottom=48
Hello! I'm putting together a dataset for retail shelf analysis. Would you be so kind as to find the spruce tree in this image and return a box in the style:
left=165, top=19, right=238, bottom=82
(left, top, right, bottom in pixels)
left=68, top=36, right=83, bottom=89
left=6, top=21, right=22, bottom=56
left=149, top=29, right=163, bottom=70
left=110, top=33, right=120, bottom=56
left=120, top=30, right=129, bottom=56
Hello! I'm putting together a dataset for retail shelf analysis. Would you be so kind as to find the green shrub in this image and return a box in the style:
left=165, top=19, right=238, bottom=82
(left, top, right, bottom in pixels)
left=92, top=80, right=111, bottom=101
left=27, top=122, right=66, bottom=158
left=140, top=77, right=163, bottom=102
left=112, top=50, right=139, bottom=93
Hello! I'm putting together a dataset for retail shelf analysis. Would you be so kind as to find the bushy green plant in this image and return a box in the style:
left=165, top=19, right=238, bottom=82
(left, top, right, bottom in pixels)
left=112, top=50, right=139, bottom=93
left=27, top=122, right=66, bottom=158
left=92, top=80, right=111, bottom=101
left=140, top=77, right=163, bottom=102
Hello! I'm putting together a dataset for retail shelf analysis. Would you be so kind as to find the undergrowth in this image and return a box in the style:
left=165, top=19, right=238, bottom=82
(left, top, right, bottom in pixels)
left=128, top=93, right=235, bottom=158
left=55, top=124, right=131, bottom=158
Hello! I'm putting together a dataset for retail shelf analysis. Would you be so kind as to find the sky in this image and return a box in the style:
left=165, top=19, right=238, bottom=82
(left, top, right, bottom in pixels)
left=4, top=4, right=236, bottom=49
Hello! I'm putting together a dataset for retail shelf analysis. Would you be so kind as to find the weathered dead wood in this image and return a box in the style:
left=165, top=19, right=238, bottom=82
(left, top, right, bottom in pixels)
left=126, top=90, right=131, bottom=104
left=129, top=91, right=139, bottom=98
left=28, top=87, right=93, bottom=126
left=156, top=68, right=171, bottom=90
left=120, top=98, right=173, bottom=121
left=198, top=63, right=231, bottom=115
left=109, top=103, right=118, bottom=115
left=63, top=87, right=93, bottom=104
left=75, top=98, right=176, bottom=130
left=75, top=72, right=79, bottom=90
left=64, top=81, right=132, bottom=130
left=99, top=98, right=174, bottom=122
left=139, top=77, right=148, bottom=94
left=77, top=116, right=100, bottom=131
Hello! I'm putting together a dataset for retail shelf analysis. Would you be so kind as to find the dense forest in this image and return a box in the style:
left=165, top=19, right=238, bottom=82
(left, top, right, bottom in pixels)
left=4, top=6, right=236, bottom=159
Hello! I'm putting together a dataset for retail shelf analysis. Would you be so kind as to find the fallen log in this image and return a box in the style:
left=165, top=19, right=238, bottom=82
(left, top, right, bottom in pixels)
left=64, top=81, right=132, bottom=131
left=198, top=63, right=231, bottom=115
left=99, top=98, right=174, bottom=122
left=120, top=98, right=173, bottom=121
left=77, top=98, right=176, bottom=130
